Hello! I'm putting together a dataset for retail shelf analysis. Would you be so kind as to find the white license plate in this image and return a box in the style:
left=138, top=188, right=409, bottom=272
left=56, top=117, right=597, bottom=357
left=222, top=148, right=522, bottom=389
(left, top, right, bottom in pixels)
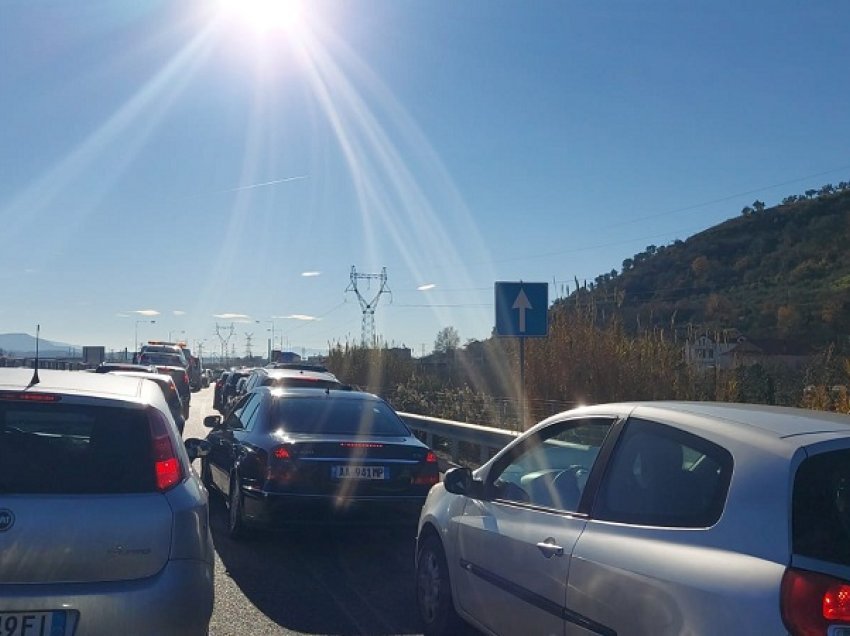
left=0, top=612, right=64, bottom=636
left=331, top=465, right=387, bottom=480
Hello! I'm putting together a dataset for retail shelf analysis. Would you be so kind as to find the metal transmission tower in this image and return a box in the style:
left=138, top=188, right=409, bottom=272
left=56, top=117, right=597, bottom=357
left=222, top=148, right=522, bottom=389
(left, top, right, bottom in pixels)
left=214, top=323, right=235, bottom=364
left=244, top=332, right=254, bottom=359
left=345, top=266, right=391, bottom=347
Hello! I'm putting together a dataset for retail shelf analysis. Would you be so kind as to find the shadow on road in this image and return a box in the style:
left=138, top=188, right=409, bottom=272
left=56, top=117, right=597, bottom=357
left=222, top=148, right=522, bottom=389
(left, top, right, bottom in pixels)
left=209, top=497, right=431, bottom=635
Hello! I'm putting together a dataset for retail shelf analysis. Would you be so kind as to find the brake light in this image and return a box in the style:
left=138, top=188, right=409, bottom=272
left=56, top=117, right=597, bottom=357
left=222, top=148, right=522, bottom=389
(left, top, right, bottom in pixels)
left=425, top=451, right=438, bottom=463
left=824, top=583, right=850, bottom=621
left=0, top=391, right=61, bottom=402
left=781, top=567, right=850, bottom=635
left=183, top=372, right=189, bottom=385
left=148, top=408, right=182, bottom=491
left=340, top=442, right=384, bottom=448
left=273, top=446, right=291, bottom=460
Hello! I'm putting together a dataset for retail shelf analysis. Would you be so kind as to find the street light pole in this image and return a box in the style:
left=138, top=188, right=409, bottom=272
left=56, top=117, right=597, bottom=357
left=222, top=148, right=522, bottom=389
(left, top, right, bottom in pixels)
left=134, top=319, right=156, bottom=355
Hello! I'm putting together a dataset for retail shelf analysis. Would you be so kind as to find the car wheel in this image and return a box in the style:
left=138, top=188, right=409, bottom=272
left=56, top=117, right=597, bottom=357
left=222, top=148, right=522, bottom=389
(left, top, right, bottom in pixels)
left=416, top=535, right=461, bottom=636
left=227, top=475, right=248, bottom=540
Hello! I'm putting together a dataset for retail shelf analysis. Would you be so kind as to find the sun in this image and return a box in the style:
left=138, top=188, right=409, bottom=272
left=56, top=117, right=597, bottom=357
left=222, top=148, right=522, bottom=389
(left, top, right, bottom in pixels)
left=216, top=0, right=308, bottom=37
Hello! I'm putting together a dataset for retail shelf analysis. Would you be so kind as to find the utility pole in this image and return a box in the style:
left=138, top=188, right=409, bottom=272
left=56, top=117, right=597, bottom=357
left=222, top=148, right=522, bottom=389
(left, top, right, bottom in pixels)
left=215, top=323, right=235, bottom=366
left=345, top=266, right=391, bottom=348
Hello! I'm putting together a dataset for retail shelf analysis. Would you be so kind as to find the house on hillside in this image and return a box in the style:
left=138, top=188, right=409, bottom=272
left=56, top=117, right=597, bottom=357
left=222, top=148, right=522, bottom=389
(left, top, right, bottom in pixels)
left=684, top=333, right=740, bottom=370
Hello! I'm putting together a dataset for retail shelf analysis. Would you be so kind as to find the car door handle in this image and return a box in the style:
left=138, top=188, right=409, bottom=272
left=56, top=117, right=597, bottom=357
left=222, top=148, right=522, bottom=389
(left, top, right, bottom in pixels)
left=536, top=538, right=564, bottom=558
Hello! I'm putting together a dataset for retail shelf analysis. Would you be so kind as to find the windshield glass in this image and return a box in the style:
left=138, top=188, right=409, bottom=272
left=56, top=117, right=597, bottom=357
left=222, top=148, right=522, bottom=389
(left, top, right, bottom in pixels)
left=270, top=398, right=410, bottom=436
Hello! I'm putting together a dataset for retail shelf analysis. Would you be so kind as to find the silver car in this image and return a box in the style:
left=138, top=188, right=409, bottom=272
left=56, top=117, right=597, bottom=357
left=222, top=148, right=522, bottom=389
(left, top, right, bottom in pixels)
left=0, top=368, right=213, bottom=636
left=416, top=402, right=850, bottom=636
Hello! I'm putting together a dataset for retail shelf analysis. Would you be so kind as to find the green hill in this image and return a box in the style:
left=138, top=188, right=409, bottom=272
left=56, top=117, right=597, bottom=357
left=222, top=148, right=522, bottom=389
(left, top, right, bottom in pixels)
left=560, top=183, right=850, bottom=345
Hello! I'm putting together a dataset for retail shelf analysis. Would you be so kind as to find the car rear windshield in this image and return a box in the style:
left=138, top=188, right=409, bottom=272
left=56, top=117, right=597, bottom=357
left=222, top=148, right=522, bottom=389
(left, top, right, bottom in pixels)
left=263, top=377, right=342, bottom=390
left=0, top=402, right=156, bottom=494
left=793, top=449, right=850, bottom=566
left=139, top=353, right=184, bottom=366
left=270, top=398, right=410, bottom=436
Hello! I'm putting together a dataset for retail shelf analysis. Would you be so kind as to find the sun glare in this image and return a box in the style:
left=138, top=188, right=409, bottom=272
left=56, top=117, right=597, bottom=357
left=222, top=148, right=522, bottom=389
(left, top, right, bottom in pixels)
left=217, top=0, right=307, bottom=37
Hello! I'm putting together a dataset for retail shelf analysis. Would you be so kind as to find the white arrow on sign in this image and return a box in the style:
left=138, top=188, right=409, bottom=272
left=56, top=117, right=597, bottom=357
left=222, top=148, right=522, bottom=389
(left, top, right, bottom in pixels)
left=512, top=288, right=532, bottom=333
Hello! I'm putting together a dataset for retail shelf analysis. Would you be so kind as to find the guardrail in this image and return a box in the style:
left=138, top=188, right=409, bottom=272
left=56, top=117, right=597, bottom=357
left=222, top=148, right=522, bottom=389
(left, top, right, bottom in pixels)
left=399, top=412, right=520, bottom=469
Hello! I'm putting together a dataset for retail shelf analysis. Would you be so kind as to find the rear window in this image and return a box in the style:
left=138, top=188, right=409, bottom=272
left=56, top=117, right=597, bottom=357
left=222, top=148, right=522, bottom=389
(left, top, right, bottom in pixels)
left=0, top=402, right=156, bottom=494
left=263, top=377, right=342, bottom=390
left=270, top=398, right=410, bottom=436
left=793, top=449, right=850, bottom=566
left=139, top=353, right=183, bottom=366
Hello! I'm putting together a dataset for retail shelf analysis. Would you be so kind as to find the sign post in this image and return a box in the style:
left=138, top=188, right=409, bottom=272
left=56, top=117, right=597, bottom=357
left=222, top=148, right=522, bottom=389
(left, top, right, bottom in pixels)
left=494, top=281, right=548, bottom=429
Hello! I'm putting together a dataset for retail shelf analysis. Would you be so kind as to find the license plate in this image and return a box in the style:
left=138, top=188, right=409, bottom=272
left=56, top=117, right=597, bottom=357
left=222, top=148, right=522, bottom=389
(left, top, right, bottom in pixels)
left=331, top=465, right=387, bottom=480
left=0, top=611, right=65, bottom=636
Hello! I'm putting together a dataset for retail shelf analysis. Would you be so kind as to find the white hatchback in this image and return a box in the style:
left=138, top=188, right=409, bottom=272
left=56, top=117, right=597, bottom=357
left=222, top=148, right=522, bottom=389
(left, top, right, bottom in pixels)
left=416, top=402, right=850, bottom=636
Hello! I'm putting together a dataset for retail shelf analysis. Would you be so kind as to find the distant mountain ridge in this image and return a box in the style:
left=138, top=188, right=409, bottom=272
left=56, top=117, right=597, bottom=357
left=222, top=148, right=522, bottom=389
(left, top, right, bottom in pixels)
left=558, top=184, right=850, bottom=346
left=0, top=333, right=80, bottom=356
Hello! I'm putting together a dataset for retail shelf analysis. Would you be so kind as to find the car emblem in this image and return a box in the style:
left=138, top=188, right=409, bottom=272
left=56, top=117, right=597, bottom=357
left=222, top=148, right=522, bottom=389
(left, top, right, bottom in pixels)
left=0, top=509, right=15, bottom=532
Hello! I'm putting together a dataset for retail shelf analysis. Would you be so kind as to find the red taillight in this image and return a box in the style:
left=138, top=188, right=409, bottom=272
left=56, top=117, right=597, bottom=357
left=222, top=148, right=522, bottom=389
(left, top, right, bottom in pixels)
left=183, top=372, right=189, bottom=385
left=148, top=409, right=182, bottom=491
left=824, top=583, right=850, bottom=621
left=425, top=451, right=438, bottom=463
left=340, top=442, right=384, bottom=448
left=781, top=567, right=850, bottom=635
left=273, top=446, right=291, bottom=460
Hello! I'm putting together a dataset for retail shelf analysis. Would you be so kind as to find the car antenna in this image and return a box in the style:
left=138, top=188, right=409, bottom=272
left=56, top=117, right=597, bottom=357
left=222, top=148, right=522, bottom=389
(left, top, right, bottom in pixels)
left=28, top=324, right=41, bottom=386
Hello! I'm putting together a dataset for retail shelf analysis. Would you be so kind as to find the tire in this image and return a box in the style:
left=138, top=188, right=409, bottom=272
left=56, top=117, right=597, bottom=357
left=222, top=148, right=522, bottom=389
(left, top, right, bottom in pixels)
left=416, top=535, right=462, bottom=636
left=227, top=475, right=248, bottom=540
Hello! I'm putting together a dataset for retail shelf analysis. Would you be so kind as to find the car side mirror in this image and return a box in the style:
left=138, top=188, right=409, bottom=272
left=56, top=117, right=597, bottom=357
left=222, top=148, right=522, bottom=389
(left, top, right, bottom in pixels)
left=444, top=467, right=484, bottom=498
left=203, top=415, right=221, bottom=429
left=184, top=438, right=211, bottom=461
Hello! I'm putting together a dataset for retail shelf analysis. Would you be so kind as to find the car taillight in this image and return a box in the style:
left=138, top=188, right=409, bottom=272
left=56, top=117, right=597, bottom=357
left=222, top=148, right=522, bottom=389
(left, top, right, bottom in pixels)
left=0, top=391, right=61, bottom=402
left=148, top=408, right=182, bottom=492
left=183, top=372, right=189, bottom=385
left=782, top=567, right=850, bottom=635
left=273, top=445, right=292, bottom=460
left=425, top=451, right=438, bottom=463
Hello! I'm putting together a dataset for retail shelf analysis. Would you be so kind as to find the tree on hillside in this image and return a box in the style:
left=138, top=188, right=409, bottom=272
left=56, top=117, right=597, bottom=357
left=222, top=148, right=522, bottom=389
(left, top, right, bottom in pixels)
left=434, top=326, right=460, bottom=354
left=741, top=206, right=753, bottom=217
left=752, top=200, right=765, bottom=213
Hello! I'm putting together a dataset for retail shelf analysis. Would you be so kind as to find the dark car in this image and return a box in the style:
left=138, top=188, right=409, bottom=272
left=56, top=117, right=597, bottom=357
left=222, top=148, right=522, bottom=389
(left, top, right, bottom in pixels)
left=201, top=387, right=439, bottom=538
left=213, top=371, right=231, bottom=412
left=218, top=369, right=252, bottom=414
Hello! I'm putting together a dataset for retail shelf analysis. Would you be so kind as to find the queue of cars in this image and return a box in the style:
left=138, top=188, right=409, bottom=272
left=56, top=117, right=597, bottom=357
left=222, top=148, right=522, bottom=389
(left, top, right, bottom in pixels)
left=6, top=355, right=850, bottom=635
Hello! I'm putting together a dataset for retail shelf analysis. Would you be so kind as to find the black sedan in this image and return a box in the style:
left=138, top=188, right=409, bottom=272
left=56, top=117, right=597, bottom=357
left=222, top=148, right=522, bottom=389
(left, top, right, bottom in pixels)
left=201, top=387, right=439, bottom=538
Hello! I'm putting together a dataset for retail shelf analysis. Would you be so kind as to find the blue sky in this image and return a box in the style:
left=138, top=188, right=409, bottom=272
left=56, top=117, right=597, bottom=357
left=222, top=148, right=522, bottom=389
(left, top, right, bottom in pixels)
left=1, top=0, right=848, bottom=359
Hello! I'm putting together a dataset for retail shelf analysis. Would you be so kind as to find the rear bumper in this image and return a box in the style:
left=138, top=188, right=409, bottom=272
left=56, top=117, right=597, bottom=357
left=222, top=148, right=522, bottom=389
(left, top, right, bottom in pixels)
left=0, top=559, right=213, bottom=636
left=242, top=488, right=427, bottom=526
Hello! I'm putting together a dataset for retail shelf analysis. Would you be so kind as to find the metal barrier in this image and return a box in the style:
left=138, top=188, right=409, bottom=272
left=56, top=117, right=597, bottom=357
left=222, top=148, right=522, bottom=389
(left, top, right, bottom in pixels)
left=399, top=412, right=519, bottom=469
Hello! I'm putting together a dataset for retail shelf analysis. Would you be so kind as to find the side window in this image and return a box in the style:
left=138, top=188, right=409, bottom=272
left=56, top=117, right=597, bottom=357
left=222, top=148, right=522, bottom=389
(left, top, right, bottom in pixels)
left=594, top=418, right=733, bottom=528
left=241, top=395, right=263, bottom=432
left=489, top=418, right=614, bottom=512
left=226, top=394, right=252, bottom=428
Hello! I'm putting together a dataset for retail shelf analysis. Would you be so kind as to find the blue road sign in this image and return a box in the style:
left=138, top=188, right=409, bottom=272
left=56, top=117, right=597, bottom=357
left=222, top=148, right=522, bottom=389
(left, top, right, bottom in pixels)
left=494, top=281, right=548, bottom=337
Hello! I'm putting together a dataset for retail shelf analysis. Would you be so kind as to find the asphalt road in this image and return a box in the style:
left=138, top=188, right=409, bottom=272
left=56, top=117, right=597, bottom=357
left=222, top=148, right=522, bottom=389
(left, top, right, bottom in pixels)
left=183, top=385, right=480, bottom=636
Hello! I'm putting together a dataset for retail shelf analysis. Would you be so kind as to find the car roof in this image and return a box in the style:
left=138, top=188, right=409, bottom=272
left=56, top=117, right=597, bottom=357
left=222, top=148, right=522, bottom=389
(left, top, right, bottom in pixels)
left=0, top=368, right=149, bottom=402
left=259, top=386, right=381, bottom=402
left=110, top=370, right=176, bottom=384
left=255, top=367, right=339, bottom=381
left=558, top=401, right=850, bottom=445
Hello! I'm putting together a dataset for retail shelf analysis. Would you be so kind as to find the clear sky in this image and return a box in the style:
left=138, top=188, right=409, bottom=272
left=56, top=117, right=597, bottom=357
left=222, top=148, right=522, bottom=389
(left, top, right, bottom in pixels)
left=1, top=0, right=848, bottom=358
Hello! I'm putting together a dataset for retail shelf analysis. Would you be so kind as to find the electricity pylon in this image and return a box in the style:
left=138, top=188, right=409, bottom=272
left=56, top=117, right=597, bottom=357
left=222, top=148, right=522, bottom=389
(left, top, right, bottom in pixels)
left=215, top=323, right=235, bottom=365
left=345, top=266, right=391, bottom=348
